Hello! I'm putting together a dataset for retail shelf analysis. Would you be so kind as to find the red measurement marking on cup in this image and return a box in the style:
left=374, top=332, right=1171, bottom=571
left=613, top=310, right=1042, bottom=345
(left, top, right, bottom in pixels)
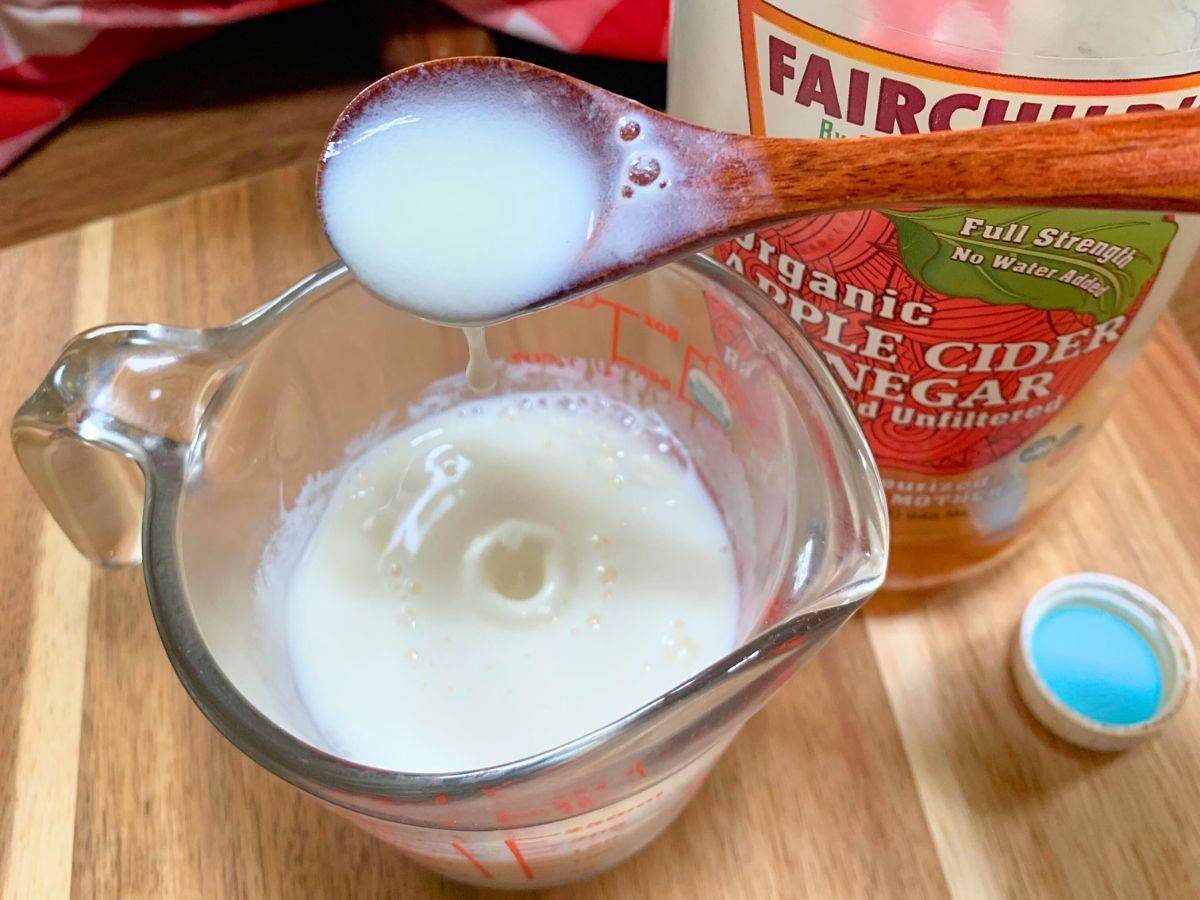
left=505, top=839, right=535, bottom=880
left=575, top=293, right=675, bottom=392
left=566, top=788, right=667, bottom=843
left=640, top=312, right=680, bottom=343
left=495, top=806, right=551, bottom=826
left=611, top=307, right=671, bottom=390
left=451, top=842, right=492, bottom=879
left=495, top=779, right=609, bottom=828
left=568, top=292, right=752, bottom=426
left=579, top=291, right=749, bottom=425
left=573, top=785, right=601, bottom=811
left=571, top=821, right=628, bottom=843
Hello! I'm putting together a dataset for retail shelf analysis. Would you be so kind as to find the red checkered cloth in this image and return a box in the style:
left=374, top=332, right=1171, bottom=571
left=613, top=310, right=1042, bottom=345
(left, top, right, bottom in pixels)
left=443, top=0, right=668, bottom=62
left=0, top=0, right=669, bottom=173
left=0, top=0, right=324, bottom=171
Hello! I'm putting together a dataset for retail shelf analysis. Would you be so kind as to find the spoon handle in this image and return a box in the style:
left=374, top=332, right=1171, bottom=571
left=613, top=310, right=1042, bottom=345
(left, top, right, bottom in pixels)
left=733, top=108, right=1200, bottom=225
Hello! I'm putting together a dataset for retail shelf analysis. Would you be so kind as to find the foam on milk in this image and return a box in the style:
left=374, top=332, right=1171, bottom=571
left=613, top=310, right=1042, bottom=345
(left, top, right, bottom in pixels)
left=283, top=392, right=740, bottom=772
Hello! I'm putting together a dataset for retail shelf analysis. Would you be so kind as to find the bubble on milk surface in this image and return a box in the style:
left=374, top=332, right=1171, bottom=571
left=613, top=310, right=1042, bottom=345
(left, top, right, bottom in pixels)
left=628, top=156, right=661, bottom=187
left=662, top=633, right=698, bottom=666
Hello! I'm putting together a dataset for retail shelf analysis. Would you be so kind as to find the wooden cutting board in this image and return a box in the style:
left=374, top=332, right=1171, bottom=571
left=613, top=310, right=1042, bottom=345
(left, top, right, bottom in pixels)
left=2, top=164, right=1198, bottom=899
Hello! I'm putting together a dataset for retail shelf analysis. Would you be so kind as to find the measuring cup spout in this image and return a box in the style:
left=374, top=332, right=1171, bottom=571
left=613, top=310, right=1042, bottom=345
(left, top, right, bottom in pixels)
left=12, top=324, right=234, bottom=566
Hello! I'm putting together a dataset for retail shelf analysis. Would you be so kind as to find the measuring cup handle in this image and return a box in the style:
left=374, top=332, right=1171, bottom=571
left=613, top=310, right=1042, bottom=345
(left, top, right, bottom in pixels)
left=11, top=324, right=225, bottom=567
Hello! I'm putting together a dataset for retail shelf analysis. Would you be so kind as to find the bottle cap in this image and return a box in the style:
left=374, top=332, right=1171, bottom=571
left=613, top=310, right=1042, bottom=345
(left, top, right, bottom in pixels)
left=1013, top=573, right=1195, bottom=751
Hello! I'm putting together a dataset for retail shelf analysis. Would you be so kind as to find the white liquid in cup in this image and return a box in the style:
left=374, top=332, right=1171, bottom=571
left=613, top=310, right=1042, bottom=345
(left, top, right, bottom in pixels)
left=285, top=392, right=740, bottom=772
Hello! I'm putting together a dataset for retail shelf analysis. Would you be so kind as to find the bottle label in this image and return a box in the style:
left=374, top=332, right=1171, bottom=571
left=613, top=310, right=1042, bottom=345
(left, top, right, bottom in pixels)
left=720, top=0, right=1200, bottom=475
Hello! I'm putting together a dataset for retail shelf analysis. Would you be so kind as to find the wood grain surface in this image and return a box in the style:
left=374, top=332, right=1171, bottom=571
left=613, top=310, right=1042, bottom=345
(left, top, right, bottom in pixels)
left=748, top=108, right=1200, bottom=217
left=2, top=156, right=1199, bottom=899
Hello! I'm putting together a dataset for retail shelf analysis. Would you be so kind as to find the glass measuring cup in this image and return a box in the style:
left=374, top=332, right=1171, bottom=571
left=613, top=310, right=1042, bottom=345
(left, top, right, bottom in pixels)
left=12, top=255, right=887, bottom=889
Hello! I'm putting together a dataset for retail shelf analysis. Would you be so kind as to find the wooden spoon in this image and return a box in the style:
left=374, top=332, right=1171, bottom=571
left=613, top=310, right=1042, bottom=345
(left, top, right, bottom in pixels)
left=319, top=56, right=1200, bottom=326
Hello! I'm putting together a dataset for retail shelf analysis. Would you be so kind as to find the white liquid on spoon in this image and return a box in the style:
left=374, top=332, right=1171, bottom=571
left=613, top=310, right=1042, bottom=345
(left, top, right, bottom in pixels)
left=284, top=392, right=739, bottom=772
left=320, top=66, right=729, bottom=326
left=320, top=83, right=600, bottom=324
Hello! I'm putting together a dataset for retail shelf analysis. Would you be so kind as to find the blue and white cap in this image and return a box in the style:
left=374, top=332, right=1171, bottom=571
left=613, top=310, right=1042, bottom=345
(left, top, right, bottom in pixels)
left=1013, top=573, right=1195, bottom=751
